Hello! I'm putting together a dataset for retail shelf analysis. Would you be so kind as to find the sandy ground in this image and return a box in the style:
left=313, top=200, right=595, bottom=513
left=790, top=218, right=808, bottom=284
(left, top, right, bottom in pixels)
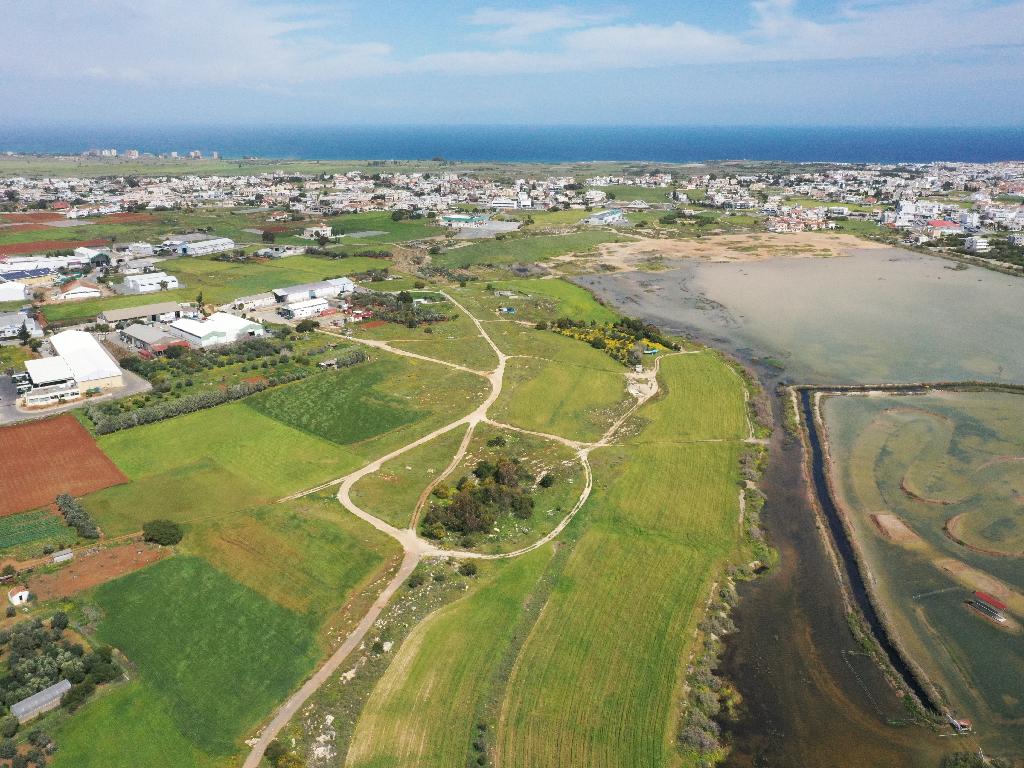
left=559, top=231, right=888, bottom=271
left=936, top=558, right=1024, bottom=617
left=29, top=541, right=168, bottom=601
left=870, top=513, right=927, bottom=548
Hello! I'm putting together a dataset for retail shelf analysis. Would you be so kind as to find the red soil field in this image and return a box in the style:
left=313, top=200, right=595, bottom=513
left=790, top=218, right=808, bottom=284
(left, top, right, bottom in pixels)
left=0, top=239, right=110, bottom=256
left=360, top=320, right=386, bottom=329
left=0, top=212, right=64, bottom=223
left=0, top=414, right=127, bottom=516
left=29, top=541, right=168, bottom=600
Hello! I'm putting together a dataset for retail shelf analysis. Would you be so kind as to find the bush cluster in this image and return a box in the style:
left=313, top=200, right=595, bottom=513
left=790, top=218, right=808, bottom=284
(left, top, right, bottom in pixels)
left=422, top=454, right=534, bottom=538
left=142, top=520, right=184, bottom=546
left=55, top=494, right=98, bottom=539
left=549, top=316, right=679, bottom=366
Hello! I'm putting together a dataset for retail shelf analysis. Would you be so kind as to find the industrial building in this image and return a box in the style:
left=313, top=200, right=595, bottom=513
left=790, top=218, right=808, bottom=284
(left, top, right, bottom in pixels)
left=168, top=312, right=266, bottom=348
left=272, top=277, right=354, bottom=304
left=160, top=234, right=235, bottom=256
left=279, top=297, right=328, bottom=319
left=21, top=330, right=124, bottom=406
left=99, top=301, right=184, bottom=326
left=119, top=324, right=189, bottom=355
left=123, top=271, right=179, bottom=294
left=0, top=279, right=27, bottom=302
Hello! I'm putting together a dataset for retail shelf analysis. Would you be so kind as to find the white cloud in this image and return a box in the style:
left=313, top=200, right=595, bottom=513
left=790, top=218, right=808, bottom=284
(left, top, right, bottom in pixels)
left=2, top=0, right=1022, bottom=87
left=467, top=6, right=623, bottom=42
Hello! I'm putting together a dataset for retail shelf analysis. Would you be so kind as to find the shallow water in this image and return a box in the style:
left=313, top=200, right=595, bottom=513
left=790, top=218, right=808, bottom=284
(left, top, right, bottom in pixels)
left=574, top=249, right=1024, bottom=766
left=576, top=249, right=1024, bottom=385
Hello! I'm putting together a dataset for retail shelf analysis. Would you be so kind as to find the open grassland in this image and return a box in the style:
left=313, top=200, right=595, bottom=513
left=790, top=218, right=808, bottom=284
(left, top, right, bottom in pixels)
left=247, top=356, right=486, bottom=450
left=52, top=683, right=215, bottom=768
left=185, top=493, right=399, bottom=627
left=350, top=426, right=470, bottom=528
left=0, top=414, right=127, bottom=516
left=451, top=278, right=620, bottom=326
left=346, top=548, right=553, bottom=768
left=357, top=313, right=498, bottom=371
left=41, top=252, right=389, bottom=324
left=0, top=342, right=36, bottom=370
left=86, top=402, right=355, bottom=535
left=629, top=352, right=749, bottom=442
left=594, top=185, right=675, bottom=204
left=90, top=556, right=318, bottom=758
left=320, top=211, right=442, bottom=244
left=491, top=356, right=630, bottom=443
left=434, top=231, right=626, bottom=268
left=824, top=390, right=1024, bottom=755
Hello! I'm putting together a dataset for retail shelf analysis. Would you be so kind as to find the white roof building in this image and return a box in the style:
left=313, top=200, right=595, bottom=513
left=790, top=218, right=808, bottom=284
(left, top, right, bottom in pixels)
left=24, top=357, right=75, bottom=386
left=0, top=280, right=28, bottom=302
left=123, top=272, right=179, bottom=294
left=169, top=312, right=266, bottom=348
left=50, top=329, right=124, bottom=387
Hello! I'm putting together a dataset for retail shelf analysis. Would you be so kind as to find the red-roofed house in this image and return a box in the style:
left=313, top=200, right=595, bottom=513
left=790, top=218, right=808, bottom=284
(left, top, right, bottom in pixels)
left=927, top=219, right=963, bottom=237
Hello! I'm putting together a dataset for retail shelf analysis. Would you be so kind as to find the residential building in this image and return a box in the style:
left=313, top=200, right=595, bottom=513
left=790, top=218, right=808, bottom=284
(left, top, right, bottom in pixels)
left=965, top=236, right=992, bottom=253
left=168, top=312, right=266, bottom=348
left=0, top=311, right=42, bottom=339
left=302, top=223, right=332, bottom=239
left=7, top=586, right=30, bottom=606
left=279, top=297, right=328, bottom=319
left=123, top=272, right=179, bottom=294
left=490, top=196, right=517, bottom=210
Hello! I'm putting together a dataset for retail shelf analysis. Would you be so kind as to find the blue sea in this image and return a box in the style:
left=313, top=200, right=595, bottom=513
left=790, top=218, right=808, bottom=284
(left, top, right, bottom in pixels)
left=1, top=125, right=1021, bottom=164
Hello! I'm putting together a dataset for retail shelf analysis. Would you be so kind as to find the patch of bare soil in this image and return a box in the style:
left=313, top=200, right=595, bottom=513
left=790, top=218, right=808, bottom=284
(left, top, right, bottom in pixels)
left=29, top=542, right=168, bottom=600
left=871, top=513, right=927, bottom=547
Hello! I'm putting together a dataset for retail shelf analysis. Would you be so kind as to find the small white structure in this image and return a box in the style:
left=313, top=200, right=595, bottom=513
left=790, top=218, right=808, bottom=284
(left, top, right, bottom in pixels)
left=231, top=292, right=276, bottom=311
left=169, top=312, right=266, bottom=348
left=7, top=586, right=29, bottom=606
left=52, top=549, right=74, bottom=564
left=280, top=298, right=328, bottom=319
left=123, top=272, right=179, bottom=294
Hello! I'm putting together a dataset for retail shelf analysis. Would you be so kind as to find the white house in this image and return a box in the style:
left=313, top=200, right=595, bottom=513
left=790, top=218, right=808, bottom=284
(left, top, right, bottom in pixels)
left=168, top=312, right=266, bottom=348
left=123, top=272, right=179, bottom=294
left=7, top=586, right=29, bottom=606
left=279, top=297, right=328, bottom=319
left=965, top=236, right=992, bottom=253
left=0, top=311, right=42, bottom=339
left=302, top=223, right=333, bottom=239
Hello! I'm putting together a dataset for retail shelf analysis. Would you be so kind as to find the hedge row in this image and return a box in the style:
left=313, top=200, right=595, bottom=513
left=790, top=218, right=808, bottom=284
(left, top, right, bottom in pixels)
left=55, top=494, right=99, bottom=539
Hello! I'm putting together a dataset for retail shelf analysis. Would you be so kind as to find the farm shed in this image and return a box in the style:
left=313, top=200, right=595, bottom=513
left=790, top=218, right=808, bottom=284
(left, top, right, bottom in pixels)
left=99, top=301, right=183, bottom=325
left=52, top=548, right=74, bottom=564
left=7, top=586, right=29, bottom=606
left=279, top=298, right=328, bottom=319
left=11, top=679, right=72, bottom=723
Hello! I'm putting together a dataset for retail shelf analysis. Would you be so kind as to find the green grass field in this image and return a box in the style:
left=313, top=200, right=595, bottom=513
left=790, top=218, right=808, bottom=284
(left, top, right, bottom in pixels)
left=491, top=356, right=630, bottom=443
left=357, top=313, right=499, bottom=371
left=350, top=425, right=469, bottom=528
left=0, top=342, right=36, bottom=370
left=594, top=185, right=675, bottom=204
left=451, top=278, right=619, bottom=327
left=247, top=356, right=486, bottom=449
left=347, top=547, right=553, bottom=768
left=52, top=683, right=215, bottom=768
left=90, top=556, right=318, bottom=757
left=185, top=493, right=399, bottom=626
left=342, top=343, right=748, bottom=768
left=434, top=231, right=626, bottom=268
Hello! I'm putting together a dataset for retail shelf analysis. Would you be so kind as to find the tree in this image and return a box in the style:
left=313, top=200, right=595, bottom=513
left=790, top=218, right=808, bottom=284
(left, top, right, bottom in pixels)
left=28, top=338, right=42, bottom=352
left=195, top=291, right=204, bottom=307
left=17, top=322, right=30, bottom=346
left=261, top=230, right=276, bottom=243
left=264, top=740, right=288, bottom=764
left=0, top=716, right=17, bottom=738
left=50, top=612, right=69, bottom=631
left=1, top=564, right=15, bottom=578
left=0, top=740, right=14, bottom=759
left=159, top=280, right=169, bottom=292
left=142, top=519, right=183, bottom=546
left=295, top=319, right=320, bottom=333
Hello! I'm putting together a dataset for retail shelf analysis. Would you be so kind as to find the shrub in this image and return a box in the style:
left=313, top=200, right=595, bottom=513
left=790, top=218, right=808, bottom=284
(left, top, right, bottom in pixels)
left=55, top=494, right=99, bottom=539
left=0, top=716, right=17, bottom=738
left=142, top=520, right=184, bottom=546
left=459, top=562, right=478, bottom=577
left=406, top=573, right=425, bottom=589
left=539, top=473, right=555, bottom=488
left=0, top=740, right=14, bottom=759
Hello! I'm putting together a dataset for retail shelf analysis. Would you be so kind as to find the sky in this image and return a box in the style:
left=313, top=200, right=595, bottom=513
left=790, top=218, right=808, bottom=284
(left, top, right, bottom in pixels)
left=2, top=0, right=1023, bottom=126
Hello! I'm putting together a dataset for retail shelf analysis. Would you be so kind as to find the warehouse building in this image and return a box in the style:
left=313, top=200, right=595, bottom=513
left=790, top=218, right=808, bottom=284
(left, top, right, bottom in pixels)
left=272, top=277, right=355, bottom=304
left=279, top=297, right=328, bottom=319
left=99, top=301, right=184, bottom=326
left=160, top=234, right=235, bottom=256
left=168, top=312, right=266, bottom=348
left=120, top=324, right=189, bottom=355
left=123, top=271, right=179, bottom=294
